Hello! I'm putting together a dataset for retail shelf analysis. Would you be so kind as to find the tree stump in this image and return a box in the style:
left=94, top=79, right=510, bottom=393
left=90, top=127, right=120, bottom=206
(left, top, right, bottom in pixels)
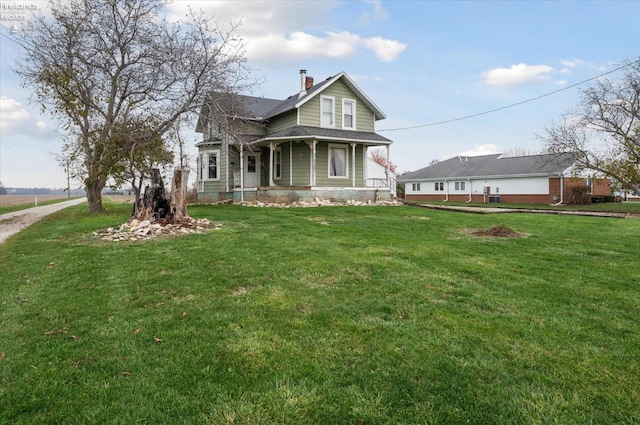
left=132, top=168, right=191, bottom=224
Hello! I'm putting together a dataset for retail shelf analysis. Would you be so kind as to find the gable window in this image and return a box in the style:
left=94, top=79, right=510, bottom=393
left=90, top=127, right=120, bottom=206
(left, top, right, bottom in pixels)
left=412, top=183, right=421, bottom=192
left=329, top=144, right=348, bottom=178
left=321, top=95, right=335, bottom=128
left=435, top=182, right=444, bottom=191
left=274, top=148, right=282, bottom=179
left=342, top=99, right=356, bottom=130
left=199, top=150, right=219, bottom=180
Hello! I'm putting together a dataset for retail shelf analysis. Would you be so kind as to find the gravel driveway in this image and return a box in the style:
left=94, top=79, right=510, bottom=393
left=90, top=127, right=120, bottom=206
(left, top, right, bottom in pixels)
left=0, top=197, right=87, bottom=244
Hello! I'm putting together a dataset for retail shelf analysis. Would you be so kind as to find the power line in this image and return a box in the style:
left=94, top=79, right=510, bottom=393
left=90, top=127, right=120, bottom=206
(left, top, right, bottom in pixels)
left=378, top=59, right=639, bottom=132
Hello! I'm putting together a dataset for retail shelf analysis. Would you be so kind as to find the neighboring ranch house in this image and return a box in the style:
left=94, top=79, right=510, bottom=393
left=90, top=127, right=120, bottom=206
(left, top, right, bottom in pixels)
left=195, top=70, right=395, bottom=203
left=399, top=152, right=611, bottom=204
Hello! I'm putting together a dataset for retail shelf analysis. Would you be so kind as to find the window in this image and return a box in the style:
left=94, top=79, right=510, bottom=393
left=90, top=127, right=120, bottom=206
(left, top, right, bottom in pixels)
left=199, top=151, right=219, bottom=180
left=247, top=155, right=256, bottom=173
left=342, top=99, right=356, bottom=129
left=274, top=148, right=281, bottom=179
left=435, top=182, right=444, bottom=191
left=455, top=181, right=466, bottom=191
left=329, top=144, right=348, bottom=178
left=321, top=95, right=335, bottom=128
left=412, top=183, right=421, bottom=192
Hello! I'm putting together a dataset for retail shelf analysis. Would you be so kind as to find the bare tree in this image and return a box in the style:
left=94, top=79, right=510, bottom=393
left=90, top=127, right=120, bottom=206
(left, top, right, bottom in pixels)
left=540, top=57, right=640, bottom=192
left=15, top=0, right=252, bottom=213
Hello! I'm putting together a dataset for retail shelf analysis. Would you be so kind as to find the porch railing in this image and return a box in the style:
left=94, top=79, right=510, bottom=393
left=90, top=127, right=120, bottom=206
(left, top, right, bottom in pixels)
left=366, top=176, right=397, bottom=195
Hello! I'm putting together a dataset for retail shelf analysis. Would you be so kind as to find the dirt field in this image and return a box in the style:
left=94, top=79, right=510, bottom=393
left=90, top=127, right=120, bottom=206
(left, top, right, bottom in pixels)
left=0, top=195, right=70, bottom=208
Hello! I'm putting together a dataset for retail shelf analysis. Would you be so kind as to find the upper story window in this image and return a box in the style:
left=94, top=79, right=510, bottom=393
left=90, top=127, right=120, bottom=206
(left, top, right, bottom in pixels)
left=199, top=150, right=219, bottom=180
left=321, top=95, right=335, bottom=128
left=342, top=99, right=356, bottom=130
left=329, top=143, right=348, bottom=178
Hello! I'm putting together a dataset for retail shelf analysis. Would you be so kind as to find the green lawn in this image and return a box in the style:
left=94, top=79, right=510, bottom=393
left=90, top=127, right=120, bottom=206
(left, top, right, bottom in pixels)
left=0, top=202, right=638, bottom=424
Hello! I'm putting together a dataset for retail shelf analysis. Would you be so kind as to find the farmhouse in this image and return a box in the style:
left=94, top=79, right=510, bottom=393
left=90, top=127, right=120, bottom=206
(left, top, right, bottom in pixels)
left=399, top=152, right=611, bottom=204
left=194, top=70, right=394, bottom=203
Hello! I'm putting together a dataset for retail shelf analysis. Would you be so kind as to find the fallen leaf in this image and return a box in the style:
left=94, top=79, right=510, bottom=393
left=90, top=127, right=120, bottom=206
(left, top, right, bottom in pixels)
left=154, top=337, right=162, bottom=343
left=68, top=335, right=79, bottom=340
left=156, top=302, right=164, bottom=307
left=134, top=328, right=142, bottom=335
left=108, top=316, right=113, bottom=322
left=44, top=330, right=56, bottom=336
left=122, top=371, right=132, bottom=377
left=0, top=352, right=5, bottom=361
left=180, top=312, right=187, bottom=318
left=46, top=262, right=55, bottom=269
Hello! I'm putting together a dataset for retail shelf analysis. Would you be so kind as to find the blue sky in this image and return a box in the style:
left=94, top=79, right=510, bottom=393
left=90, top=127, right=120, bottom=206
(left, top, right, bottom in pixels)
left=1, top=0, right=639, bottom=188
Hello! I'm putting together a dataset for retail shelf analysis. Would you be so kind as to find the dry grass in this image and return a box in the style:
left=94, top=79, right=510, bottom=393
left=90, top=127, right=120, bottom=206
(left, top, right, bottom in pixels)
left=464, top=223, right=527, bottom=238
left=0, top=195, right=69, bottom=207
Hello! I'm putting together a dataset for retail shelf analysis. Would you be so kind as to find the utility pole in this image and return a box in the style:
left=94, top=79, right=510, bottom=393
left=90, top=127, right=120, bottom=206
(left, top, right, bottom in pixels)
left=66, top=158, right=70, bottom=198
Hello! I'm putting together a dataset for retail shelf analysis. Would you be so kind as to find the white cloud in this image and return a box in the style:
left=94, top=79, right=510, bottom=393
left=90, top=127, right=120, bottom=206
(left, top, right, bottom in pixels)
left=361, top=37, right=407, bottom=62
left=456, top=144, right=501, bottom=157
left=358, top=0, right=391, bottom=25
left=483, top=63, right=554, bottom=87
left=165, top=1, right=405, bottom=65
left=0, top=96, right=55, bottom=140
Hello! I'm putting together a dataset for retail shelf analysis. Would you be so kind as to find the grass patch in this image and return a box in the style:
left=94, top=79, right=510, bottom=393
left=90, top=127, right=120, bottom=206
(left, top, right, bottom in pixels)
left=1, top=203, right=639, bottom=423
left=419, top=200, right=640, bottom=214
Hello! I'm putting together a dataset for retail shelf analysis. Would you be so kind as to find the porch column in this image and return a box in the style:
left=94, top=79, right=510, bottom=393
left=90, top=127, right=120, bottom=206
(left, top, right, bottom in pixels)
left=305, top=140, right=317, bottom=186
left=269, top=142, right=275, bottom=186
left=239, top=144, right=244, bottom=202
left=351, top=143, right=356, bottom=187
left=386, top=144, right=390, bottom=189
left=289, top=141, right=293, bottom=186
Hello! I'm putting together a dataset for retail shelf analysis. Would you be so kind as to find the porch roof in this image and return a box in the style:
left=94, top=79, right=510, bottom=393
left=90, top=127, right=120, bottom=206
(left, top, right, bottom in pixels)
left=249, top=125, right=393, bottom=146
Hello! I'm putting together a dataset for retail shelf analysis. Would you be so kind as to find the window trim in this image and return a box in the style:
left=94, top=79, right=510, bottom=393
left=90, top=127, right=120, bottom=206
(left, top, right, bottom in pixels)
left=342, top=98, right=356, bottom=130
left=274, top=147, right=282, bottom=180
left=412, top=183, right=421, bottom=192
left=320, top=95, right=335, bottom=128
left=328, top=143, right=349, bottom=178
left=434, top=181, right=444, bottom=191
left=199, top=150, right=220, bottom=181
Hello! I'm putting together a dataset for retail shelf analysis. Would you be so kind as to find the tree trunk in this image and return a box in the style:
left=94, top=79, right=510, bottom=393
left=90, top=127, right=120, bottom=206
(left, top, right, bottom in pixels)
left=134, top=168, right=171, bottom=222
left=170, top=168, right=190, bottom=222
left=85, top=177, right=105, bottom=213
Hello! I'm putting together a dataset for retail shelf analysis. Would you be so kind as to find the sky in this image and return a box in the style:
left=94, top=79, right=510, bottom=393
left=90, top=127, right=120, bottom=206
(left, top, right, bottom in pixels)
left=1, top=0, right=639, bottom=188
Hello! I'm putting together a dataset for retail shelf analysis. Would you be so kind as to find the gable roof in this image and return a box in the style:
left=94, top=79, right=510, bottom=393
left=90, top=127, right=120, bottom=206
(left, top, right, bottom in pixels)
left=199, top=71, right=386, bottom=127
left=399, top=152, right=578, bottom=181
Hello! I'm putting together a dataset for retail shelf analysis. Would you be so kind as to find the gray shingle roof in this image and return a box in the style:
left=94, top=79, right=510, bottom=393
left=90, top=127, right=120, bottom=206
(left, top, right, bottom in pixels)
left=399, top=152, right=578, bottom=181
left=254, top=125, right=392, bottom=144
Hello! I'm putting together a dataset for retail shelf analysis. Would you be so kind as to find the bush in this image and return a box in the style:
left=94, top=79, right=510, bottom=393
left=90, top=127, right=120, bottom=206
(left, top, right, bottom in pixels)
left=567, top=186, right=591, bottom=204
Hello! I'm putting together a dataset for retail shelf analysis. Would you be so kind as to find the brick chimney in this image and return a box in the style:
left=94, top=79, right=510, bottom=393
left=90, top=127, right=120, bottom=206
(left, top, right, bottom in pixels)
left=305, top=76, right=314, bottom=89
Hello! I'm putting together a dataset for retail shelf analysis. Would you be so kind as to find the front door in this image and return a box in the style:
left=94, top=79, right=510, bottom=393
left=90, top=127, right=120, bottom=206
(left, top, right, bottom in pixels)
left=244, top=154, right=259, bottom=187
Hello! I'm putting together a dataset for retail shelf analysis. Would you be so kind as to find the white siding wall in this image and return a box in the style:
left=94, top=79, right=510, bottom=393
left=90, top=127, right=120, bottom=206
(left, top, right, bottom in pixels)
left=404, top=176, right=549, bottom=195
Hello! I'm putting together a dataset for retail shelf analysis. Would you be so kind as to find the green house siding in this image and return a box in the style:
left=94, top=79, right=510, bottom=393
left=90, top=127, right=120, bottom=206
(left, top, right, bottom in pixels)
left=296, top=80, right=376, bottom=131
left=297, top=80, right=376, bottom=131
left=291, top=141, right=311, bottom=185
left=269, top=111, right=298, bottom=133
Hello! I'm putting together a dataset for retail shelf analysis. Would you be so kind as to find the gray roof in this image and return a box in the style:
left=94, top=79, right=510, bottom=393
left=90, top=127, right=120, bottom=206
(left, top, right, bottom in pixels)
left=253, top=125, right=392, bottom=145
left=399, top=152, right=578, bottom=181
left=205, top=72, right=386, bottom=122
